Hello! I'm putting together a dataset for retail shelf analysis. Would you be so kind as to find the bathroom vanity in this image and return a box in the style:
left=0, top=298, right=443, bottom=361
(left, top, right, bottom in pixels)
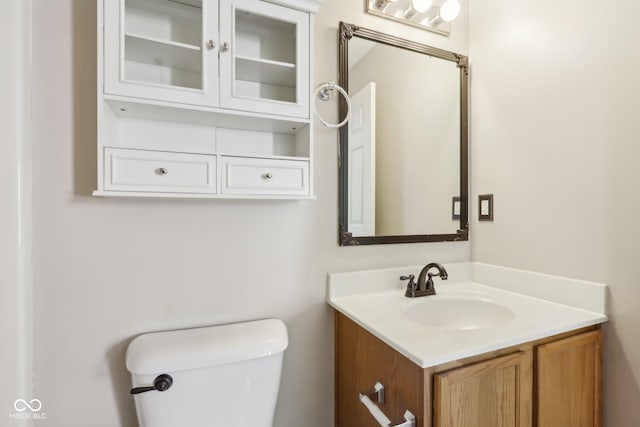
left=328, top=263, right=607, bottom=427
left=336, top=313, right=601, bottom=427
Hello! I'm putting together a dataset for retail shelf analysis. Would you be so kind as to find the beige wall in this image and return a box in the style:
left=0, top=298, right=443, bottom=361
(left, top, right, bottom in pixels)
left=23, top=1, right=469, bottom=426
left=349, top=43, right=460, bottom=235
left=469, top=0, right=640, bottom=424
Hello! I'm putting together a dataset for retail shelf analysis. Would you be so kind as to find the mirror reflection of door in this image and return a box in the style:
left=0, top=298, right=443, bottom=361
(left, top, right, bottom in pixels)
left=348, top=82, right=376, bottom=237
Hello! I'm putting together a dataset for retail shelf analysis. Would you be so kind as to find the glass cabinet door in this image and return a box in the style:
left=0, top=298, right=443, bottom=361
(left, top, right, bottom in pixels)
left=219, top=0, right=310, bottom=118
left=104, top=0, right=219, bottom=107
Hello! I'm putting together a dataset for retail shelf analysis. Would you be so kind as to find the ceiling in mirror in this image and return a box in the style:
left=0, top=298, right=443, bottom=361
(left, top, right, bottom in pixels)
left=338, top=23, right=469, bottom=246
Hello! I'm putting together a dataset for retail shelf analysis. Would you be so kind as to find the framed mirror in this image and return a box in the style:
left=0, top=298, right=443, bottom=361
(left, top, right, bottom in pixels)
left=338, top=22, right=469, bottom=246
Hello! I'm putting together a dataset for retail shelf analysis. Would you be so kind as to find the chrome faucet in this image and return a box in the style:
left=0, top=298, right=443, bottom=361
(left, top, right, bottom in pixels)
left=400, top=263, right=448, bottom=298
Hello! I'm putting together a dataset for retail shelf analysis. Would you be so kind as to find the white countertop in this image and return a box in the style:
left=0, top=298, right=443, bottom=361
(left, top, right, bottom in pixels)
left=328, top=263, right=608, bottom=368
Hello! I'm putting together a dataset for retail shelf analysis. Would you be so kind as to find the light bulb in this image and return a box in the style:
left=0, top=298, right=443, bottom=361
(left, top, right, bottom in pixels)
left=411, top=0, right=433, bottom=13
left=440, top=0, right=461, bottom=22
left=421, top=16, right=440, bottom=27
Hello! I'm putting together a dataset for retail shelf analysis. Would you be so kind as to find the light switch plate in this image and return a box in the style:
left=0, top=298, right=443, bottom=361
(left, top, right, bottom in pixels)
left=479, top=194, right=494, bottom=221
left=452, top=196, right=461, bottom=220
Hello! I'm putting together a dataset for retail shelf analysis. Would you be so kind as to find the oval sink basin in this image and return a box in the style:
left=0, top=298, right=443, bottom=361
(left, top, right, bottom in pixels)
left=404, top=297, right=515, bottom=330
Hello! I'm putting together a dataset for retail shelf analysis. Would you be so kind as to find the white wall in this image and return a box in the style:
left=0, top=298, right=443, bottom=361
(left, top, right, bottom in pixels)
left=469, top=0, right=640, bottom=425
left=26, top=1, right=469, bottom=426
left=0, top=0, right=33, bottom=423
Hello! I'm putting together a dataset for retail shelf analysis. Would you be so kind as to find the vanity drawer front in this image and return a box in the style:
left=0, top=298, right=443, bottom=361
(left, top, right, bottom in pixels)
left=221, top=157, right=309, bottom=195
left=105, top=148, right=217, bottom=193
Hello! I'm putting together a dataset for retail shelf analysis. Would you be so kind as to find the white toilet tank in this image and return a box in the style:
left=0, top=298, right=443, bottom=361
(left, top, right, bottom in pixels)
left=125, top=319, right=288, bottom=427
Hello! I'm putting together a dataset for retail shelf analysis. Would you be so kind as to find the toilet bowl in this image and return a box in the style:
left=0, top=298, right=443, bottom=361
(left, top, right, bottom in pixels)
left=125, top=319, right=288, bottom=427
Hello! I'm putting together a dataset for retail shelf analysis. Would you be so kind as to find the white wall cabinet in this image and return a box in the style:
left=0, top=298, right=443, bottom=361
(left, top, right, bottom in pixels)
left=96, top=0, right=322, bottom=199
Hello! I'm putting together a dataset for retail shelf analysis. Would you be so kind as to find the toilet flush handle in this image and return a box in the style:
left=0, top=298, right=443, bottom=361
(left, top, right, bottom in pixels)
left=130, top=374, right=173, bottom=395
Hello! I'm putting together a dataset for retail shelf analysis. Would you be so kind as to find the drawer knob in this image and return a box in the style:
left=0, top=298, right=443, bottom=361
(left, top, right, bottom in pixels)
left=263, top=173, right=273, bottom=180
left=155, top=168, right=169, bottom=176
left=206, top=39, right=216, bottom=50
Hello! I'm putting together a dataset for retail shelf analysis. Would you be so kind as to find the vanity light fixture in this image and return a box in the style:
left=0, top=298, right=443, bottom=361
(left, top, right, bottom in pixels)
left=367, top=0, right=462, bottom=36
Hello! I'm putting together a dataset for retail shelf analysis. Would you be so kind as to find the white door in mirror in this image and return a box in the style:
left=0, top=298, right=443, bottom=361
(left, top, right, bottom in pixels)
left=348, top=83, right=376, bottom=237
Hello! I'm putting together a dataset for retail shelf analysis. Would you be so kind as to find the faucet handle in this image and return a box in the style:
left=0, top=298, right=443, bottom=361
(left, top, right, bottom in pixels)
left=401, top=275, right=417, bottom=298
left=400, top=274, right=416, bottom=287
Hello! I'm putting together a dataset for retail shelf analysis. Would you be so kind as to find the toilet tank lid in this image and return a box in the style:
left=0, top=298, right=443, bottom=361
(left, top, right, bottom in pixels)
left=126, top=319, right=288, bottom=375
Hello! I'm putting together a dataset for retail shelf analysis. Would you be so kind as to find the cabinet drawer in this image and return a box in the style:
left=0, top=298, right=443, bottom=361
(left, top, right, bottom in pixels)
left=221, top=157, right=309, bottom=195
left=105, top=148, right=217, bottom=193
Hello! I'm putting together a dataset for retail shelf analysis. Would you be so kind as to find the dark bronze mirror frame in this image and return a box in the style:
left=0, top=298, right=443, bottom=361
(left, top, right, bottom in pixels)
left=338, top=22, right=469, bottom=246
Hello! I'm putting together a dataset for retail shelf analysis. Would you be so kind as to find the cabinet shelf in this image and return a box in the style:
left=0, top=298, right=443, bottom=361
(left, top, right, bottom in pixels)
left=93, top=190, right=316, bottom=200
left=104, top=94, right=309, bottom=134
left=126, top=32, right=201, bottom=51
left=125, top=33, right=202, bottom=73
left=235, top=55, right=296, bottom=87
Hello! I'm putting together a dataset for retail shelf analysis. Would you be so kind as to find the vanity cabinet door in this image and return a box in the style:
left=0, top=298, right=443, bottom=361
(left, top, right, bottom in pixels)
left=535, top=330, right=602, bottom=427
left=335, top=313, right=426, bottom=427
left=433, top=352, right=531, bottom=427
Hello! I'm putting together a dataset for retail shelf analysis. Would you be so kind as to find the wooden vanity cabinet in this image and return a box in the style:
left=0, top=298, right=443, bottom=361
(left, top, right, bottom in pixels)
left=335, top=312, right=602, bottom=427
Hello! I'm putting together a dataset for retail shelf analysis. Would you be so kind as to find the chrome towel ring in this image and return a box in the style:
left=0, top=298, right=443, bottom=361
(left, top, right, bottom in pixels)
left=314, top=82, right=352, bottom=129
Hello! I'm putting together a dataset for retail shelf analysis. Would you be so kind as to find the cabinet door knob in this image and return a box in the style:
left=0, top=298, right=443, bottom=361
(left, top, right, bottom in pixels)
left=206, top=40, right=216, bottom=50
left=221, top=42, right=230, bottom=53
left=263, top=173, right=273, bottom=180
left=155, top=168, right=168, bottom=176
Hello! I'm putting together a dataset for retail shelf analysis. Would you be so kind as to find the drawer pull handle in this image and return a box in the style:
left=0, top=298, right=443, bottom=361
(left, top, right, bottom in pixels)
left=359, top=382, right=416, bottom=427
left=155, top=168, right=169, bottom=176
left=364, top=382, right=385, bottom=403
left=263, top=173, right=273, bottom=180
